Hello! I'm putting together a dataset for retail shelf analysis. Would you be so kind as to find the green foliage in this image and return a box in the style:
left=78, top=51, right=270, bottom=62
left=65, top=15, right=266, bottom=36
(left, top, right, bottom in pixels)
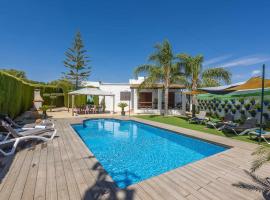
left=0, top=68, right=27, bottom=79
left=244, top=103, right=251, bottom=110
left=255, top=103, right=261, bottom=112
left=249, top=109, right=257, bottom=117
left=0, top=71, right=66, bottom=118
left=250, top=97, right=256, bottom=105
left=0, top=71, right=34, bottom=118
left=239, top=98, right=245, bottom=104
left=63, top=32, right=91, bottom=89
left=134, top=40, right=183, bottom=116
left=93, top=96, right=99, bottom=106
left=231, top=108, right=236, bottom=114
left=118, top=102, right=128, bottom=111
left=101, top=97, right=106, bottom=112
left=235, top=104, right=241, bottom=110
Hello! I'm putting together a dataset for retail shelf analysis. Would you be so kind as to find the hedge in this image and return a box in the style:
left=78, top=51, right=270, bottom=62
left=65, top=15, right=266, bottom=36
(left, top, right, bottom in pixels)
left=0, top=71, right=34, bottom=118
left=0, top=71, right=66, bottom=118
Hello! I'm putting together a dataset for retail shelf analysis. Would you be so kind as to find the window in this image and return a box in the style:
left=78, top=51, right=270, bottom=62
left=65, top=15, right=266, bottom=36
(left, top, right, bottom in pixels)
left=138, top=92, right=152, bottom=108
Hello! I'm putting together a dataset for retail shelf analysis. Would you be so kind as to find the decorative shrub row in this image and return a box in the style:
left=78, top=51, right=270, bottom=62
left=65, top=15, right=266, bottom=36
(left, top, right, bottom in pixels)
left=0, top=71, right=69, bottom=118
left=0, top=71, right=34, bottom=118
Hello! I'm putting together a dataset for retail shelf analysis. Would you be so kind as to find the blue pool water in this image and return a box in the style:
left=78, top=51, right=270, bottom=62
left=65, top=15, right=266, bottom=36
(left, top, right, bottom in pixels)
left=72, top=119, right=227, bottom=188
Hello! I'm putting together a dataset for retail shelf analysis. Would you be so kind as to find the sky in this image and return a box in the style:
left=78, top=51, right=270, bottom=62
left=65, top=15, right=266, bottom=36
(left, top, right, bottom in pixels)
left=0, top=0, right=269, bottom=84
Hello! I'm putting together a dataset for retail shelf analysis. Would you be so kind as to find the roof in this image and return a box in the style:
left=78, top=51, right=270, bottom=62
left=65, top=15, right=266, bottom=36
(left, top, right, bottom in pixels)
left=68, top=88, right=114, bottom=96
left=130, top=83, right=185, bottom=89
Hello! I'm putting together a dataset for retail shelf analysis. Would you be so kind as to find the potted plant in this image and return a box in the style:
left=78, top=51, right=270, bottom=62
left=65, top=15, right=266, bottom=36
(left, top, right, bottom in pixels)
left=240, top=109, right=245, bottom=115
left=231, top=108, right=236, bottom=114
left=218, top=108, right=222, bottom=112
left=248, top=109, right=257, bottom=117
left=255, top=103, right=261, bottom=112
left=230, top=99, right=235, bottom=104
left=268, top=104, right=270, bottom=111
left=224, top=99, right=228, bottom=104
left=239, top=98, right=245, bottom=105
left=40, top=105, right=49, bottom=119
left=235, top=104, right=241, bottom=110
left=224, top=108, right=229, bottom=113
left=227, top=104, right=232, bottom=109
left=264, top=99, right=270, bottom=106
left=118, top=102, right=128, bottom=116
left=250, top=98, right=256, bottom=105
left=221, top=103, right=225, bottom=108
left=244, top=103, right=251, bottom=110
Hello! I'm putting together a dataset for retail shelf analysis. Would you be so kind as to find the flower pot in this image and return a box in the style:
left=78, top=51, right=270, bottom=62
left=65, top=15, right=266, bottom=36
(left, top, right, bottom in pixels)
left=121, top=111, right=125, bottom=116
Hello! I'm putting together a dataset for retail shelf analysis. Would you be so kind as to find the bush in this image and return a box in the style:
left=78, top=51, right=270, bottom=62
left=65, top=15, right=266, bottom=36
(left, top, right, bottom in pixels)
left=0, top=71, right=64, bottom=118
left=0, top=71, right=34, bottom=118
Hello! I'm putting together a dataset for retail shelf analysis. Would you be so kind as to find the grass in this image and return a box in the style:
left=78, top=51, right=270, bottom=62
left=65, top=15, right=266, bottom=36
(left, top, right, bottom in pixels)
left=135, top=115, right=269, bottom=147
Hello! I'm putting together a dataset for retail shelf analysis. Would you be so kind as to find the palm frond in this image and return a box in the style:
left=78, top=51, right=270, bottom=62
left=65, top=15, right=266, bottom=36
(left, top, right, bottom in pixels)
left=251, top=146, right=270, bottom=172
left=202, top=67, right=231, bottom=85
left=133, top=65, right=155, bottom=77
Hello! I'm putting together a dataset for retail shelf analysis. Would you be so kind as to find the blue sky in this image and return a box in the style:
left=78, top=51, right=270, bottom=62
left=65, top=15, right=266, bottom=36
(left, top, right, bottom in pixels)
left=0, top=0, right=269, bottom=84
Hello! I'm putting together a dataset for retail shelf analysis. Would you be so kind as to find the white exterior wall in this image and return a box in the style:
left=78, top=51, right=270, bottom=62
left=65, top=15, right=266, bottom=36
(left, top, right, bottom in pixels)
left=99, top=83, right=131, bottom=112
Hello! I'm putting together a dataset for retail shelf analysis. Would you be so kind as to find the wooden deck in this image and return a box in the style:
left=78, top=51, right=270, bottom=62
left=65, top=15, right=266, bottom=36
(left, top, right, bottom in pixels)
left=0, top=117, right=269, bottom=200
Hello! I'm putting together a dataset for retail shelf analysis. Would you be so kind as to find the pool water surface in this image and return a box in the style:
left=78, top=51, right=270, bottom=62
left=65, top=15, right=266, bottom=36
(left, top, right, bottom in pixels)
left=72, top=118, right=227, bottom=188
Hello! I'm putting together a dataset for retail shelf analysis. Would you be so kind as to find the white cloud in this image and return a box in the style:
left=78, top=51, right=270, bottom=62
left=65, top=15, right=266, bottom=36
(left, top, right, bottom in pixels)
left=203, top=55, right=232, bottom=66
left=252, top=69, right=261, bottom=75
left=218, top=55, right=270, bottom=68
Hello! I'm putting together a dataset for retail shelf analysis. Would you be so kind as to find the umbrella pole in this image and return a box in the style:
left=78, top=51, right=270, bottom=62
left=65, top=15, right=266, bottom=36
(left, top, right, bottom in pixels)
left=259, top=64, right=265, bottom=144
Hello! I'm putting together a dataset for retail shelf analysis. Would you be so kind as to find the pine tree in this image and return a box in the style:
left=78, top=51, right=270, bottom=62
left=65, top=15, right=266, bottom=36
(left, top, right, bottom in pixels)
left=63, top=32, right=91, bottom=89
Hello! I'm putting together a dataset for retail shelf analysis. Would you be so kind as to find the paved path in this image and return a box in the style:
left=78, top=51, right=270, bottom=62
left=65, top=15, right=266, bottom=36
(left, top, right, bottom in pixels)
left=0, top=117, right=269, bottom=200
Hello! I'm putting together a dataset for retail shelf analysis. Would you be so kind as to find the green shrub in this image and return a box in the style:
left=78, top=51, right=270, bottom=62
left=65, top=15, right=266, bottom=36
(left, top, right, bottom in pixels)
left=0, top=71, right=64, bottom=118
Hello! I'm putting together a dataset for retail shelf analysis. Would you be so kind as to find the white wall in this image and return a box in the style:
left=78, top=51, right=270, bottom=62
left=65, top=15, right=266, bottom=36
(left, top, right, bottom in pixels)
left=99, top=83, right=131, bottom=112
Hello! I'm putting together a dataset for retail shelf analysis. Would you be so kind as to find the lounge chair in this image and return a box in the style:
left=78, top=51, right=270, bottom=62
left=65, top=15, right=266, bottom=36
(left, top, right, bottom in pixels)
left=206, top=113, right=234, bottom=130
left=222, top=117, right=257, bottom=135
left=0, top=123, right=57, bottom=156
left=188, top=111, right=207, bottom=124
left=246, top=129, right=270, bottom=144
left=0, top=113, right=54, bottom=130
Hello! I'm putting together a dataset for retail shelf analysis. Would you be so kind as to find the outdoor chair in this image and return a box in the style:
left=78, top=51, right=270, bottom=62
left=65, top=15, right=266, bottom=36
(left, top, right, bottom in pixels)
left=206, top=113, right=234, bottom=130
left=188, top=111, right=207, bottom=124
left=0, top=113, right=54, bottom=130
left=247, top=129, right=270, bottom=144
left=222, top=117, right=257, bottom=135
left=0, top=122, right=57, bottom=156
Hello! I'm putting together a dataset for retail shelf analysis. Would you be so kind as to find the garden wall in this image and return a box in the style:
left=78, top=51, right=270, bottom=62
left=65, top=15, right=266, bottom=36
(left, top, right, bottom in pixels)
left=198, top=90, right=270, bottom=124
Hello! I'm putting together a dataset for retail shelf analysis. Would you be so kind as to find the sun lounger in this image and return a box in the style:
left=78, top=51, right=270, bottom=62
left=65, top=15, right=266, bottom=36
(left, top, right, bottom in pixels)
left=206, top=113, right=234, bottom=130
left=247, top=129, right=270, bottom=144
left=188, top=111, right=207, bottom=124
left=222, top=117, right=257, bottom=135
left=0, top=113, right=54, bottom=130
left=0, top=125, right=57, bottom=156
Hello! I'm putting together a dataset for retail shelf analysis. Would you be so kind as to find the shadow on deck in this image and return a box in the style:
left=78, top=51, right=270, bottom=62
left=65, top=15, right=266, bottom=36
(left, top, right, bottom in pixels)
left=83, top=161, right=135, bottom=200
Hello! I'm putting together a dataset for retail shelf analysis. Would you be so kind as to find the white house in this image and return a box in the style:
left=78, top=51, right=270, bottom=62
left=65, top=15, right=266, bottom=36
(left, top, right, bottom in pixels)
left=82, top=77, right=187, bottom=115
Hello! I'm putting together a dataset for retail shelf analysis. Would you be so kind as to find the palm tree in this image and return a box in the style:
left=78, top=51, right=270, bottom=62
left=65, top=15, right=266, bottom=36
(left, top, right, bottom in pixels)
left=177, top=54, right=231, bottom=116
left=251, top=146, right=270, bottom=173
left=134, top=40, right=184, bottom=116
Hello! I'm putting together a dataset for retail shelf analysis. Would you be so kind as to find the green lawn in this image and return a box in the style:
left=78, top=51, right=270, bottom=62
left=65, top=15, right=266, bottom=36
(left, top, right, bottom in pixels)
left=135, top=115, right=269, bottom=146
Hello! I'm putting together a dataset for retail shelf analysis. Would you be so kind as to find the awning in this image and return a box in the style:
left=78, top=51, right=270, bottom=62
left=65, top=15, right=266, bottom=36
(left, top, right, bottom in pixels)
left=226, top=77, right=270, bottom=91
left=68, top=88, right=114, bottom=96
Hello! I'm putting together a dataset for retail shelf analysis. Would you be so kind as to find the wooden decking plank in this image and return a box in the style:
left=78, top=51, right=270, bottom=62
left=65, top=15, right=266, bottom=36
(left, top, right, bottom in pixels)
left=8, top=148, right=34, bottom=200
left=34, top=143, right=48, bottom=200
left=53, top=135, right=70, bottom=200
left=56, top=122, right=81, bottom=200
left=21, top=145, right=42, bottom=200
left=45, top=140, right=57, bottom=200
left=0, top=149, right=28, bottom=199
left=58, top=122, right=91, bottom=198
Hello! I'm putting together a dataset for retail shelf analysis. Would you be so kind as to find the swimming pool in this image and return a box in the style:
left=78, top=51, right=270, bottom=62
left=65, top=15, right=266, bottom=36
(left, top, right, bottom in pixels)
left=72, top=118, right=227, bottom=188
